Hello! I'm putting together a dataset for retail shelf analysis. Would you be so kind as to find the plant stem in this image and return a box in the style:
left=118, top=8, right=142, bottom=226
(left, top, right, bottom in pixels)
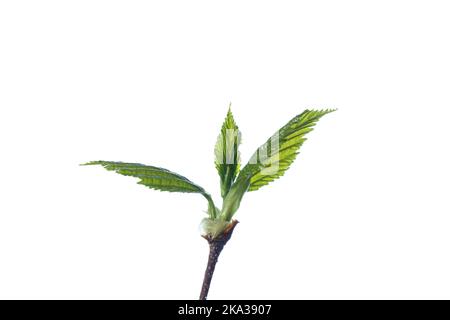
left=199, top=220, right=239, bottom=300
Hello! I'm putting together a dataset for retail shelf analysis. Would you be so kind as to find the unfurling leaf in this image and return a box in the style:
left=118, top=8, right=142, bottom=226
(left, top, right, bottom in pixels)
left=214, top=107, right=241, bottom=198
left=82, top=161, right=218, bottom=218
left=237, top=109, right=336, bottom=191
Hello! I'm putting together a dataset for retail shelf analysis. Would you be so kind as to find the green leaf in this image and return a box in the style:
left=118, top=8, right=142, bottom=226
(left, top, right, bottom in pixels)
left=214, top=107, right=241, bottom=198
left=82, top=161, right=218, bottom=218
left=237, top=109, right=335, bottom=192
left=220, top=174, right=251, bottom=221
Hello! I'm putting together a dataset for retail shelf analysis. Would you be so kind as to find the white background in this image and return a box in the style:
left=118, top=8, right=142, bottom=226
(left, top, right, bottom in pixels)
left=1, top=1, right=449, bottom=299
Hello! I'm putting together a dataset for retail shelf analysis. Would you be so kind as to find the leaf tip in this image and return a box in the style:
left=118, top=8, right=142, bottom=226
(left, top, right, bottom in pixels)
left=322, top=108, right=337, bottom=114
left=80, top=161, right=103, bottom=166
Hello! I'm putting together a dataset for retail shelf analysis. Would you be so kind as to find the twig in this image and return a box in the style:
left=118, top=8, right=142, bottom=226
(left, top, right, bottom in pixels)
left=199, top=220, right=239, bottom=300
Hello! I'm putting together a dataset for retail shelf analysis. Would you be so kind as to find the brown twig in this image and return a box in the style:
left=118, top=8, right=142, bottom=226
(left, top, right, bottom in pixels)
left=199, top=220, right=239, bottom=300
